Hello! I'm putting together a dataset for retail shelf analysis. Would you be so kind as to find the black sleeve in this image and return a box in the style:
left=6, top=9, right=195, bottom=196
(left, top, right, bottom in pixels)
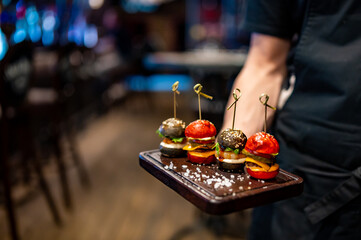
left=243, top=0, right=298, bottom=39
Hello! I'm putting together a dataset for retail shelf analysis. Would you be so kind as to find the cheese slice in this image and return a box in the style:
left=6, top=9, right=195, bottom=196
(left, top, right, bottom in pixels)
left=245, top=157, right=278, bottom=172
left=189, top=150, right=215, bottom=158
left=246, top=163, right=279, bottom=172
left=183, top=143, right=214, bottom=151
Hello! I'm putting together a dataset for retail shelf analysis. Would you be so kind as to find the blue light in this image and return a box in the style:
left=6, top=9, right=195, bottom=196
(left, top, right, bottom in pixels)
left=16, top=18, right=27, bottom=29
left=29, top=24, right=41, bottom=42
left=121, top=0, right=158, bottom=13
left=42, top=31, right=54, bottom=46
left=26, top=6, right=39, bottom=25
left=2, top=0, right=12, bottom=7
left=84, top=25, right=98, bottom=48
left=67, top=26, right=83, bottom=46
left=11, top=18, right=27, bottom=44
left=0, top=29, right=9, bottom=61
left=16, top=0, right=24, bottom=10
left=12, top=28, right=26, bottom=44
left=43, top=15, right=56, bottom=31
left=125, top=74, right=192, bottom=92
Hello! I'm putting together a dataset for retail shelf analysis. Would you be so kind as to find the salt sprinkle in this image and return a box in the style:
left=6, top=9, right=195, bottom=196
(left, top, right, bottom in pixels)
left=239, top=186, right=244, bottom=190
left=248, top=186, right=251, bottom=190
left=182, top=165, right=188, bottom=169
left=164, top=165, right=169, bottom=170
left=261, top=180, right=265, bottom=184
left=249, top=182, right=252, bottom=185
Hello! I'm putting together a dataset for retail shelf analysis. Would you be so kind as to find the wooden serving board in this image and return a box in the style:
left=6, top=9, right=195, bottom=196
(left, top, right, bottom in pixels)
left=139, top=150, right=303, bottom=215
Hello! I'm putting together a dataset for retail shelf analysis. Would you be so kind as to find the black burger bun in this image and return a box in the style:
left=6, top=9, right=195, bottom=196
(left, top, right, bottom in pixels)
left=217, top=161, right=245, bottom=173
left=158, top=118, right=186, bottom=139
left=217, top=128, right=247, bottom=149
left=159, top=145, right=186, bottom=157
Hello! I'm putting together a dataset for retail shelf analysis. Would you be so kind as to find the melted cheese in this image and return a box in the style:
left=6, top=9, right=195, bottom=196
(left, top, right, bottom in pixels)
left=245, top=157, right=279, bottom=172
left=188, top=150, right=215, bottom=158
left=183, top=143, right=214, bottom=151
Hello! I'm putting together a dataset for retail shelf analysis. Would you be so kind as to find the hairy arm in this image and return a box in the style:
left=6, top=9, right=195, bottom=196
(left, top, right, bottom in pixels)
left=222, top=33, right=291, bottom=136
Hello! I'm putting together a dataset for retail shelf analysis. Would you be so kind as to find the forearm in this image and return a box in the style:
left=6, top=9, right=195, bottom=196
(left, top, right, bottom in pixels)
left=222, top=33, right=291, bottom=137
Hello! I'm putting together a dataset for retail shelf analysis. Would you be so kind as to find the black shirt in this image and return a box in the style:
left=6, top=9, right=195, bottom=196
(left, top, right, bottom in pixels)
left=243, top=1, right=361, bottom=239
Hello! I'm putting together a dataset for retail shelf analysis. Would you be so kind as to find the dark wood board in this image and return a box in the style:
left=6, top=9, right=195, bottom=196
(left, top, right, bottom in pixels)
left=139, top=150, right=303, bottom=215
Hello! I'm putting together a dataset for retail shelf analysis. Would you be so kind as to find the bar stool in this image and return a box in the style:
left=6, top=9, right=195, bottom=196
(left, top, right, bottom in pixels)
left=0, top=41, right=62, bottom=240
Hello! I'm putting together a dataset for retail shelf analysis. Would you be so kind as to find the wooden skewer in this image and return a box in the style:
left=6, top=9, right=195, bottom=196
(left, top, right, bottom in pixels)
left=193, top=83, right=213, bottom=120
left=227, top=88, right=241, bottom=130
left=259, top=93, right=276, bottom=133
left=172, top=81, right=180, bottom=118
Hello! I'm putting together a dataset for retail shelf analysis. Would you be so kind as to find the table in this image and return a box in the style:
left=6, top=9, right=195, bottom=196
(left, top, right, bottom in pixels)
left=143, top=49, right=247, bottom=73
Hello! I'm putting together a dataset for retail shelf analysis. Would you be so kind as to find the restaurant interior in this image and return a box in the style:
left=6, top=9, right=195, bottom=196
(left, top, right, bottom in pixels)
left=0, top=0, right=253, bottom=239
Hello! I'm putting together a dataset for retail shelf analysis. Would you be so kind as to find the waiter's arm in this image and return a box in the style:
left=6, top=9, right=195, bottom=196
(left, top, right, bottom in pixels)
left=222, top=33, right=291, bottom=136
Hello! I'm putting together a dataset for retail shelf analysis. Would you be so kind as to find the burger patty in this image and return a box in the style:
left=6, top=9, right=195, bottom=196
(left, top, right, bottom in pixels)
left=216, top=150, right=246, bottom=159
left=163, top=138, right=187, bottom=144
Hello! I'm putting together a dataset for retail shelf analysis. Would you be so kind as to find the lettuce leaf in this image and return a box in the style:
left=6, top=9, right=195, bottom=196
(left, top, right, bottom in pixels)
left=156, top=129, right=164, bottom=138
left=214, top=142, right=220, bottom=155
left=224, top=147, right=239, bottom=154
left=156, top=129, right=184, bottom=143
left=171, top=137, right=185, bottom=143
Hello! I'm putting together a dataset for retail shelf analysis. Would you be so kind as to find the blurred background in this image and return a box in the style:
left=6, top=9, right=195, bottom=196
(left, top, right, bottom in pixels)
left=0, top=0, right=252, bottom=239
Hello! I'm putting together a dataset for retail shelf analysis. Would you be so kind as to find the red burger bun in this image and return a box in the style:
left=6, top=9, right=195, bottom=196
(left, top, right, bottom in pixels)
left=185, top=120, right=216, bottom=139
left=246, top=166, right=279, bottom=180
left=245, top=132, right=279, bottom=156
left=187, top=152, right=216, bottom=164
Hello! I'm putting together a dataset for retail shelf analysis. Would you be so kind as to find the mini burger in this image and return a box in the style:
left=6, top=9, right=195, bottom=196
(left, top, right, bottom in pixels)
left=157, top=118, right=187, bottom=157
left=215, top=128, right=247, bottom=172
left=183, top=120, right=217, bottom=164
left=243, top=132, right=280, bottom=179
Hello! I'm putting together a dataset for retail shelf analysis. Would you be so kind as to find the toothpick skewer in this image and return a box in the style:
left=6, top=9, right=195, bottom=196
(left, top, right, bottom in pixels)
left=193, top=83, right=213, bottom=120
left=227, top=88, right=241, bottom=130
left=259, top=93, right=276, bottom=133
left=172, top=81, right=180, bottom=118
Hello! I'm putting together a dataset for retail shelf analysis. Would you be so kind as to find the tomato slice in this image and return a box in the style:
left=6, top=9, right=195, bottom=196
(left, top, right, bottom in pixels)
left=192, top=139, right=215, bottom=144
left=246, top=167, right=279, bottom=180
